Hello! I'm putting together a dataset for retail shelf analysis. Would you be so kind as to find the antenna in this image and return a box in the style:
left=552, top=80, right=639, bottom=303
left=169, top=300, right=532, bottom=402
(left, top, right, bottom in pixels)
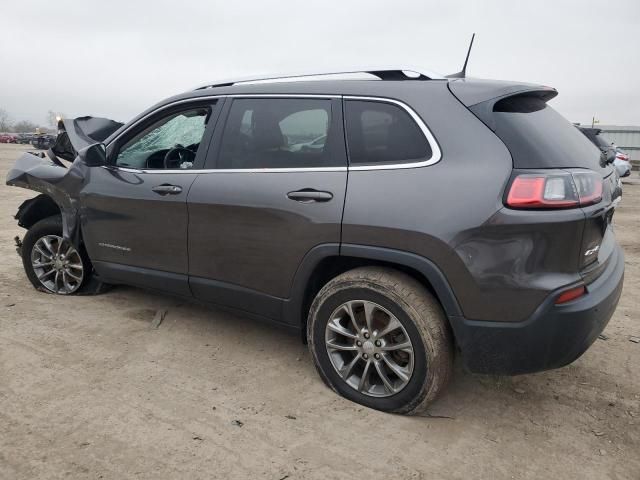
left=446, top=33, right=475, bottom=79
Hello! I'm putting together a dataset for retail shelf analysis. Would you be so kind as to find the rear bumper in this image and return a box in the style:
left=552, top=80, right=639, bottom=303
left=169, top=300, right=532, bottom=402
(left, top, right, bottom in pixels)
left=449, top=244, right=624, bottom=375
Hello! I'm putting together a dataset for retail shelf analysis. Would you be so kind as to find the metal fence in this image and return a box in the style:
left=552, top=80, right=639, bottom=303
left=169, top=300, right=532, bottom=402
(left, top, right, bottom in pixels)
left=598, top=125, right=640, bottom=162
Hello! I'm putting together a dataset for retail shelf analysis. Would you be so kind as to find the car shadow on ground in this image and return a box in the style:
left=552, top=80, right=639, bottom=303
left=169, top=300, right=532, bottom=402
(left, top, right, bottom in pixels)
left=98, top=283, right=627, bottom=426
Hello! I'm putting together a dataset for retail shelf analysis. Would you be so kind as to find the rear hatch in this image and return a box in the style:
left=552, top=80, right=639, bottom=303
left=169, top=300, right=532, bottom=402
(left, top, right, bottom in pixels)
left=449, top=79, right=621, bottom=282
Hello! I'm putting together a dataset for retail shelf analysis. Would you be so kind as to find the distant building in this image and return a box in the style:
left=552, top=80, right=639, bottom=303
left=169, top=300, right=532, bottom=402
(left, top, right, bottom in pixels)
left=597, top=125, right=640, bottom=162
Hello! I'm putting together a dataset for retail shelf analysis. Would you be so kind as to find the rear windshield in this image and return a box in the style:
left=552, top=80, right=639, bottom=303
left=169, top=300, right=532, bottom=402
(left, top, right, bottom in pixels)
left=592, top=134, right=611, bottom=150
left=477, top=95, right=608, bottom=174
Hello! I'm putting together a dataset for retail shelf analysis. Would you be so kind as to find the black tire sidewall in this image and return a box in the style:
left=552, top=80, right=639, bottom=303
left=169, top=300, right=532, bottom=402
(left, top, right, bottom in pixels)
left=21, top=216, right=91, bottom=295
left=311, top=285, right=429, bottom=412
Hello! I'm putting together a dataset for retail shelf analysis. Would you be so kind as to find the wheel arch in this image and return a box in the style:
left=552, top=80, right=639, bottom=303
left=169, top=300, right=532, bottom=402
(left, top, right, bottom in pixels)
left=285, top=244, right=462, bottom=342
left=15, top=194, right=61, bottom=229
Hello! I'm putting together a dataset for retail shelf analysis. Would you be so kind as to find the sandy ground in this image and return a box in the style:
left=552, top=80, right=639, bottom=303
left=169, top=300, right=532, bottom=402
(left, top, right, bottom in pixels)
left=0, top=143, right=638, bottom=480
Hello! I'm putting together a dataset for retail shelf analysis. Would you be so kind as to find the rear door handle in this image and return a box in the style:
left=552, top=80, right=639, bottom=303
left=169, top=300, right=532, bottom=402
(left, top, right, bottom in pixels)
left=152, top=184, right=183, bottom=195
left=287, top=189, right=333, bottom=203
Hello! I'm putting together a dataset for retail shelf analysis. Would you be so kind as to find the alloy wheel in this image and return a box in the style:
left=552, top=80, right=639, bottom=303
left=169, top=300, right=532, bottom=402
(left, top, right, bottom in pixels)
left=31, top=235, right=84, bottom=294
left=324, top=300, right=415, bottom=397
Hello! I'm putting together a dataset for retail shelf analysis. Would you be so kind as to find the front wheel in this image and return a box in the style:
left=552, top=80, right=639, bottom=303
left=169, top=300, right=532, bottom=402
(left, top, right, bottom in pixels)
left=21, top=216, right=93, bottom=295
left=307, top=267, right=453, bottom=415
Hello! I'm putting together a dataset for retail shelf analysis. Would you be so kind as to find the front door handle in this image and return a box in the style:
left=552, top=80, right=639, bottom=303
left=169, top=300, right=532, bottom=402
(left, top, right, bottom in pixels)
left=152, top=184, right=182, bottom=195
left=287, top=189, right=333, bottom=203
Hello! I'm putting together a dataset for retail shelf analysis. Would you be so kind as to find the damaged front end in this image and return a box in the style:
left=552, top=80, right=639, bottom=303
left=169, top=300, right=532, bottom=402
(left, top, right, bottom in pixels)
left=6, top=116, right=123, bottom=247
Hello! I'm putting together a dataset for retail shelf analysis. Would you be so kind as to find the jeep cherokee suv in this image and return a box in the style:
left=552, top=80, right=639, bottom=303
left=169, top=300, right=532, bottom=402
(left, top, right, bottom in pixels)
left=6, top=68, right=624, bottom=414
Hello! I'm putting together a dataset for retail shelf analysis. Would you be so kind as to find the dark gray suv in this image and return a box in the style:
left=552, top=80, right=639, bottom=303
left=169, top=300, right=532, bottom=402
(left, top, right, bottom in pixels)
left=6, top=68, right=624, bottom=414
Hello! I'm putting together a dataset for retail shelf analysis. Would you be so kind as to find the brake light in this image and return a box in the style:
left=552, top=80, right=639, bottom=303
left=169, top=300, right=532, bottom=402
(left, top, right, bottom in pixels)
left=555, top=285, right=586, bottom=304
left=616, top=153, right=629, bottom=162
left=506, top=171, right=602, bottom=209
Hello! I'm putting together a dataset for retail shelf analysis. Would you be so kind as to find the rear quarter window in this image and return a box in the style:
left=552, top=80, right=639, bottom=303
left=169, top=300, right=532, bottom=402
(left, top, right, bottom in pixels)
left=345, top=100, right=432, bottom=166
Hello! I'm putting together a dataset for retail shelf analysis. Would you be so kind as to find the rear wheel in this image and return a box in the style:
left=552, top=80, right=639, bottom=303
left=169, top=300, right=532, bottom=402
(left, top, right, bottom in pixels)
left=307, top=267, right=453, bottom=414
left=21, top=216, right=93, bottom=295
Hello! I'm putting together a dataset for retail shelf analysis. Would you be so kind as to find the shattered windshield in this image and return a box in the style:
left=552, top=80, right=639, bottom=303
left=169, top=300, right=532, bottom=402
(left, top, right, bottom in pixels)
left=116, top=108, right=209, bottom=169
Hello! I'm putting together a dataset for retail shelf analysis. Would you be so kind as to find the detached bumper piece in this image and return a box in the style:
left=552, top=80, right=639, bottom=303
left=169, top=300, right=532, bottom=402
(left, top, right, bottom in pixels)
left=450, top=245, right=624, bottom=375
left=14, top=236, right=23, bottom=256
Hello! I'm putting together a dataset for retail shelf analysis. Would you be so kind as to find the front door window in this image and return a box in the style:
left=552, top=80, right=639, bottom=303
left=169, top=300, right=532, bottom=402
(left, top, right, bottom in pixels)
left=115, top=107, right=210, bottom=169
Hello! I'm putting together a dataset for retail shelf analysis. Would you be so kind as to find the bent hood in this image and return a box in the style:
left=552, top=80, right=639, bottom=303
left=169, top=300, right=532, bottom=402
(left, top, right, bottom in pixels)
left=52, top=116, right=123, bottom=161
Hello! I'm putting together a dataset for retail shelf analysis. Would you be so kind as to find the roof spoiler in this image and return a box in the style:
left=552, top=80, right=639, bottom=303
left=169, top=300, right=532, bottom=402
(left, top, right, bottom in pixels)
left=449, top=84, right=559, bottom=132
left=448, top=79, right=557, bottom=107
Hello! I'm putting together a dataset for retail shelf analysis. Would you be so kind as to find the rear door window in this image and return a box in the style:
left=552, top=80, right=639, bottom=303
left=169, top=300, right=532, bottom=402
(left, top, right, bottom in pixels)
left=344, top=100, right=432, bottom=166
left=216, top=98, right=343, bottom=169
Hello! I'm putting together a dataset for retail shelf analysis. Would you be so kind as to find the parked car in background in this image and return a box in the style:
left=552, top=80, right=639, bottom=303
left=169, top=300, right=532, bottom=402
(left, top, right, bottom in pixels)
left=0, top=133, right=18, bottom=143
left=577, top=126, right=630, bottom=178
left=30, top=134, right=56, bottom=150
left=6, top=68, right=624, bottom=414
left=16, top=133, right=35, bottom=144
left=614, top=149, right=632, bottom=178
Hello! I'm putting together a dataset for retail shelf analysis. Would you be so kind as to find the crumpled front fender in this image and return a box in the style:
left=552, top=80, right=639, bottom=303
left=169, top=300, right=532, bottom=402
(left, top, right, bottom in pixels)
left=6, top=152, right=91, bottom=247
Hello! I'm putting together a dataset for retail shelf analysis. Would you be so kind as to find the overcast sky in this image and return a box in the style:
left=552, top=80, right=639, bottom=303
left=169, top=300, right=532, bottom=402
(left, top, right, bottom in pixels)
left=1, top=0, right=639, bottom=127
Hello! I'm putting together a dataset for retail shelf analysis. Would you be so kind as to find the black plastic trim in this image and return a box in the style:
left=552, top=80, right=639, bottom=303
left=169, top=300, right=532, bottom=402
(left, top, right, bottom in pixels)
left=339, top=244, right=463, bottom=316
left=93, top=261, right=191, bottom=297
left=449, top=245, right=624, bottom=375
left=190, top=275, right=284, bottom=321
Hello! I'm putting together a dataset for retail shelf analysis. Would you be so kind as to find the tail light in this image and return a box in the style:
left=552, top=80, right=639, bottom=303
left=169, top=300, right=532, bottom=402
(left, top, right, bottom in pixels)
left=615, top=153, right=629, bottom=162
left=506, top=170, right=602, bottom=209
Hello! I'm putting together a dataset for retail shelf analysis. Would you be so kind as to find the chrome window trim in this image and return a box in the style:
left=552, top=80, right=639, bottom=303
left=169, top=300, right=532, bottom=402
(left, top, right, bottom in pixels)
left=106, top=94, right=441, bottom=174
left=101, top=166, right=347, bottom=174
left=343, top=95, right=442, bottom=171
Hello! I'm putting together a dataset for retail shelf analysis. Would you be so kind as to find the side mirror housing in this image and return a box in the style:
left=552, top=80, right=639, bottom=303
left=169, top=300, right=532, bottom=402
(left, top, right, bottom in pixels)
left=79, top=143, right=107, bottom=167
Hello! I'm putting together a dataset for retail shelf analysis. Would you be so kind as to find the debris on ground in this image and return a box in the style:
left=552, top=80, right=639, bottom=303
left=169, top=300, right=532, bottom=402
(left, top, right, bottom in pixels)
left=420, top=413, right=455, bottom=419
left=629, top=336, right=640, bottom=344
left=192, top=435, right=203, bottom=441
left=151, top=309, right=168, bottom=329
left=285, top=415, right=296, bottom=420
left=231, top=420, right=243, bottom=427
left=514, top=388, right=526, bottom=394
left=598, top=334, right=609, bottom=341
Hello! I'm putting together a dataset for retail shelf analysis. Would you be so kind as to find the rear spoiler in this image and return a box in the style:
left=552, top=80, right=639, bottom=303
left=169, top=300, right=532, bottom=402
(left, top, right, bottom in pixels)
left=448, top=79, right=558, bottom=132
left=448, top=78, right=557, bottom=107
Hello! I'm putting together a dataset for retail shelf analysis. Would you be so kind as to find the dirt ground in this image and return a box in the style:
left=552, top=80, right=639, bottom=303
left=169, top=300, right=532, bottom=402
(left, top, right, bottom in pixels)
left=0, top=143, right=638, bottom=480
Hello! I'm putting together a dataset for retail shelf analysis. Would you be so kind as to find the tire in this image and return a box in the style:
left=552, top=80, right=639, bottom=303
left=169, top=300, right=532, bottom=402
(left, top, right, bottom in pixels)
left=21, top=215, right=95, bottom=295
left=307, top=267, right=453, bottom=415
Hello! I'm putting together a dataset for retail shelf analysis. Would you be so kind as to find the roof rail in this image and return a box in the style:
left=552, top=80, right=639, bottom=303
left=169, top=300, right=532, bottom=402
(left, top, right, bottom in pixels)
left=193, top=66, right=445, bottom=90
